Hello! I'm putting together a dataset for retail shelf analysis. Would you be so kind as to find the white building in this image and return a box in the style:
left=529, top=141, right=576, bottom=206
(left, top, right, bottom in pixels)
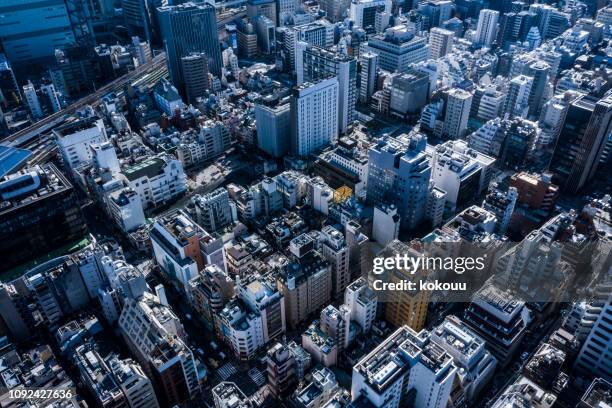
left=359, top=52, right=378, bottom=103
left=428, top=140, right=496, bottom=213
left=372, top=204, right=400, bottom=245
left=344, top=277, right=377, bottom=333
left=107, top=188, right=146, bottom=233
left=23, top=81, right=43, bottom=119
left=442, top=88, right=472, bottom=140
left=54, top=117, right=108, bottom=170
left=431, top=315, right=497, bottom=403
left=429, top=27, right=454, bottom=59
left=474, top=9, right=499, bottom=47
left=290, top=78, right=339, bottom=156
left=121, top=154, right=187, bottom=210
left=351, top=326, right=457, bottom=408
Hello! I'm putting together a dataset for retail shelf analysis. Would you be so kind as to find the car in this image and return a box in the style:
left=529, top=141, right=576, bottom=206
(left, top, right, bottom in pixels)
left=210, top=341, right=218, bottom=351
left=520, top=352, right=529, bottom=360
left=197, top=348, right=205, bottom=356
left=185, top=313, right=192, bottom=320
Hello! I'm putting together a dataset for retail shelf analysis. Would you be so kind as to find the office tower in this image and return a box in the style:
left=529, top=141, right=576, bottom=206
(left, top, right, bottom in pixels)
left=297, top=45, right=357, bottom=134
left=277, top=0, right=297, bottom=23
left=503, top=75, right=533, bottom=118
left=442, top=88, right=473, bottom=140
left=351, top=325, right=457, bottom=408
left=123, top=0, right=163, bottom=46
left=320, top=226, right=351, bottom=297
left=0, top=164, right=87, bottom=273
left=474, top=88, right=505, bottom=121
left=389, top=70, right=430, bottom=118
left=349, top=0, right=392, bottom=33
left=267, top=343, right=296, bottom=399
left=428, top=140, right=496, bottom=213
left=463, top=285, right=530, bottom=367
left=0, top=55, right=20, bottom=108
left=429, top=27, right=454, bottom=58
left=256, top=16, right=276, bottom=55
left=237, top=274, right=286, bottom=342
left=119, top=292, right=199, bottom=406
left=539, top=95, right=569, bottom=146
left=74, top=345, right=128, bottom=407
left=367, top=25, right=430, bottom=72
left=574, top=299, right=612, bottom=381
left=247, top=0, right=277, bottom=25
left=151, top=210, right=224, bottom=289
left=359, top=52, right=378, bottom=103
left=278, top=234, right=333, bottom=328
left=290, top=78, right=339, bottom=157
left=549, top=93, right=612, bottom=193
left=188, top=264, right=234, bottom=332
left=181, top=53, right=209, bottom=104
left=474, top=9, right=500, bottom=46
left=23, top=81, right=43, bottom=119
left=367, top=133, right=431, bottom=230
left=319, top=0, right=352, bottom=22
left=295, top=20, right=335, bottom=49
left=525, top=61, right=551, bottom=117
left=52, top=45, right=96, bottom=97
left=0, top=0, right=81, bottom=67
left=41, top=84, right=62, bottom=113
left=432, top=316, right=497, bottom=403
left=255, top=94, right=291, bottom=158
left=189, top=188, right=233, bottom=233
left=500, top=118, right=538, bottom=168
left=158, top=2, right=222, bottom=90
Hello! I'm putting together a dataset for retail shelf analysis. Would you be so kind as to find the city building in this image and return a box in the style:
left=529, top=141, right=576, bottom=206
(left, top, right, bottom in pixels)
left=474, top=9, right=500, bottom=46
left=351, top=325, right=457, bottom=408
left=158, top=2, right=222, bottom=89
left=367, top=133, right=431, bottom=230
left=290, top=78, right=339, bottom=157
left=367, top=25, right=430, bottom=72
left=429, top=27, right=454, bottom=59
left=0, top=164, right=87, bottom=273
left=255, top=94, right=291, bottom=158
left=54, top=117, right=108, bottom=171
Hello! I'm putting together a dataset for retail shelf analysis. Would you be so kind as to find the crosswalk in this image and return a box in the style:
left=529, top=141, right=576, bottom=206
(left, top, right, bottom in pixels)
left=248, top=368, right=266, bottom=386
left=218, top=362, right=238, bottom=380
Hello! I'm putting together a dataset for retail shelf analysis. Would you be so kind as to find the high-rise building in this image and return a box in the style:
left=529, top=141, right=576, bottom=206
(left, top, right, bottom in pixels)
left=359, top=52, right=378, bottom=103
left=0, top=164, right=87, bottom=273
left=181, top=52, right=209, bottom=104
left=351, top=325, right=457, bottom=408
left=503, top=75, right=533, bottom=118
left=549, top=92, right=612, bottom=193
left=158, top=2, right=222, bottom=90
left=319, top=0, right=352, bottom=22
left=189, top=188, right=234, bottom=233
left=23, top=81, right=43, bottom=119
left=319, top=225, right=350, bottom=297
left=290, top=78, right=339, bottom=157
left=474, top=9, right=500, bottom=46
left=574, top=299, right=612, bottom=381
left=367, top=25, right=430, bottom=72
left=367, top=133, right=431, bottom=230
left=463, top=285, right=530, bottom=367
left=429, top=27, right=454, bottom=59
left=54, top=117, right=108, bottom=170
left=349, top=0, right=392, bottom=33
left=297, top=44, right=357, bottom=134
left=0, top=54, right=20, bottom=109
left=267, top=342, right=296, bottom=398
left=388, top=70, right=430, bottom=118
left=277, top=234, right=333, bottom=328
left=442, top=88, right=473, bottom=140
left=123, top=0, right=163, bottom=46
left=255, top=94, right=291, bottom=158
left=119, top=291, right=199, bottom=407
left=0, top=0, right=84, bottom=67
